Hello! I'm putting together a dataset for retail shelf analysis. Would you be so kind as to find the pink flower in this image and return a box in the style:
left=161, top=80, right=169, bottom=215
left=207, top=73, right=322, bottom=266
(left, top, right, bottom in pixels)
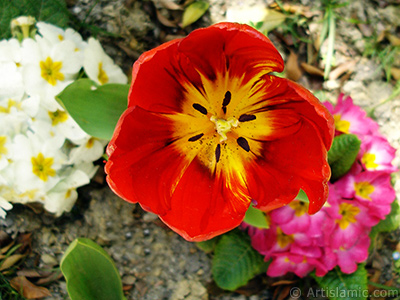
left=335, top=171, right=396, bottom=220
left=324, top=94, right=379, bottom=136
left=267, top=252, right=328, bottom=277
left=248, top=223, right=312, bottom=260
left=358, top=135, right=397, bottom=173
left=323, top=234, right=370, bottom=274
left=269, top=200, right=310, bottom=234
left=324, top=199, right=374, bottom=249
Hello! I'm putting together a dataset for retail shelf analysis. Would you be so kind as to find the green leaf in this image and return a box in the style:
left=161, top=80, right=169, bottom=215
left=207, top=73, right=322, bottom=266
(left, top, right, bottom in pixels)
left=296, top=189, right=309, bottom=203
left=56, top=79, right=129, bottom=140
left=243, top=205, right=269, bottom=229
left=196, top=237, right=220, bottom=254
left=312, top=264, right=368, bottom=300
left=60, top=238, right=125, bottom=300
left=370, top=200, right=400, bottom=237
left=328, top=134, right=361, bottom=181
left=181, top=1, right=209, bottom=28
left=0, top=0, right=69, bottom=39
left=212, top=229, right=268, bottom=291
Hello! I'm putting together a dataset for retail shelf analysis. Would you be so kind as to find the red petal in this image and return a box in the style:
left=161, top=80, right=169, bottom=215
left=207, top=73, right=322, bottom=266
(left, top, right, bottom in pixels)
left=177, top=22, right=284, bottom=80
left=106, top=106, right=185, bottom=213
left=128, top=23, right=284, bottom=114
left=286, top=80, right=335, bottom=150
left=127, top=38, right=184, bottom=113
left=160, top=159, right=250, bottom=241
left=249, top=118, right=331, bottom=214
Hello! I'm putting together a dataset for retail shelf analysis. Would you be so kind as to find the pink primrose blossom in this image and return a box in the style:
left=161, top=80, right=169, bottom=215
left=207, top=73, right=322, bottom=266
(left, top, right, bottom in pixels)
left=269, top=200, right=310, bottom=234
left=335, top=171, right=396, bottom=221
left=267, top=252, right=328, bottom=277
left=248, top=223, right=313, bottom=260
left=324, top=199, right=374, bottom=249
left=358, top=135, right=397, bottom=173
left=324, top=94, right=379, bottom=136
left=323, top=234, right=370, bottom=274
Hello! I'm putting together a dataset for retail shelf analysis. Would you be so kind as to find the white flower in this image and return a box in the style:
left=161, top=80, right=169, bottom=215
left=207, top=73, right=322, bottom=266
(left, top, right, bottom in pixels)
left=0, top=135, right=11, bottom=170
left=30, top=106, right=88, bottom=143
left=44, top=168, right=90, bottom=216
left=36, top=22, right=87, bottom=52
left=83, top=38, right=127, bottom=85
left=69, top=136, right=107, bottom=164
left=0, top=61, right=24, bottom=100
left=74, top=162, right=99, bottom=179
left=0, top=38, right=22, bottom=64
left=0, top=94, right=40, bottom=136
left=21, top=37, right=82, bottom=111
left=10, top=133, right=67, bottom=196
left=0, top=195, right=12, bottom=219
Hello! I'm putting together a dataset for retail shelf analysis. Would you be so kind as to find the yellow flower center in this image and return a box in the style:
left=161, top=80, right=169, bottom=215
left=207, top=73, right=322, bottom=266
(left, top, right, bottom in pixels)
left=210, top=116, right=239, bottom=142
left=0, top=99, right=21, bottom=114
left=86, top=137, right=96, bottom=149
left=167, top=69, right=299, bottom=186
left=289, top=200, right=308, bottom=217
left=65, top=189, right=72, bottom=198
left=0, top=136, right=8, bottom=159
left=354, top=181, right=375, bottom=200
left=336, top=202, right=360, bottom=230
left=40, top=57, right=65, bottom=86
left=48, top=110, right=68, bottom=126
left=276, top=227, right=294, bottom=248
left=333, top=114, right=350, bottom=133
left=361, top=152, right=379, bottom=169
left=58, top=34, right=64, bottom=41
left=98, top=62, right=109, bottom=85
left=31, top=153, right=56, bottom=182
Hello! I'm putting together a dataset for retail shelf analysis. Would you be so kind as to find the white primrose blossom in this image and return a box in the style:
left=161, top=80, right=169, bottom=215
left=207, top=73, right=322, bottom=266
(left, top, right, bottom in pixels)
left=0, top=18, right=125, bottom=218
left=21, top=37, right=82, bottom=111
left=84, top=38, right=128, bottom=85
left=36, top=22, right=87, bottom=53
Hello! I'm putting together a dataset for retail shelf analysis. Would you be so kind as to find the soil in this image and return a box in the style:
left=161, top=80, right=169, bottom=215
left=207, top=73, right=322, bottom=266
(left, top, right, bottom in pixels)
left=1, top=0, right=400, bottom=299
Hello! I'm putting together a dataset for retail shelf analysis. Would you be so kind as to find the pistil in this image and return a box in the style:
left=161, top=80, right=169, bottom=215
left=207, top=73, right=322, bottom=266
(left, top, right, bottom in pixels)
left=210, top=116, right=238, bottom=142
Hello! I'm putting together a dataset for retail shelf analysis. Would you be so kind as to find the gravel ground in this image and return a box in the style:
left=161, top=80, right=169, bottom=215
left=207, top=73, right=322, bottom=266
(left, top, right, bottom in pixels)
left=1, top=0, right=400, bottom=299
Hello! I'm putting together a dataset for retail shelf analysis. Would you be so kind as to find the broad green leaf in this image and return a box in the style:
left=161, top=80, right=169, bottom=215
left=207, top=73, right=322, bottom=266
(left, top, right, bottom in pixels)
left=56, top=79, right=129, bottom=140
left=243, top=205, right=269, bottom=229
left=196, top=237, right=220, bottom=254
left=60, top=238, right=125, bottom=300
left=259, top=9, right=286, bottom=33
left=296, top=189, right=309, bottom=203
left=328, top=134, right=361, bottom=181
left=370, top=199, right=400, bottom=237
left=212, top=229, right=268, bottom=291
left=312, top=264, right=368, bottom=300
left=181, top=1, right=209, bottom=28
left=0, top=0, right=69, bottom=39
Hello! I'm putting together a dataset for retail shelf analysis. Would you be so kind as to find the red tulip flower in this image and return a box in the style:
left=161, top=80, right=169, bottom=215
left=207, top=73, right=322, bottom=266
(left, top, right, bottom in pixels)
left=105, top=23, right=335, bottom=241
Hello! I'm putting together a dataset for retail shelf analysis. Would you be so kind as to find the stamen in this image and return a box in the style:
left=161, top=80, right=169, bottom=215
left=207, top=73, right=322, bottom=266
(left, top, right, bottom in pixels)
left=215, top=144, right=221, bottom=162
left=188, top=133, right=204, bottom=142
left=237, top=137, right=250, bottom=152
left=193, top=103, right=208, bottom=115
left=222, top=91, right=231, bottom=107
left=239, top=114, right=256, bottom=122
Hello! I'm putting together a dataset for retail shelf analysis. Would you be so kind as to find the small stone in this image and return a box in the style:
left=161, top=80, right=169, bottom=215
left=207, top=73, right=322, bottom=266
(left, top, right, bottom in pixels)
left=41, top=253, right=58, bottom=266
left=122, top=275, right=136, bottom=285
left=143, top=228, right=150, bottom=236
left=143, top=212, right=158, bottom=222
